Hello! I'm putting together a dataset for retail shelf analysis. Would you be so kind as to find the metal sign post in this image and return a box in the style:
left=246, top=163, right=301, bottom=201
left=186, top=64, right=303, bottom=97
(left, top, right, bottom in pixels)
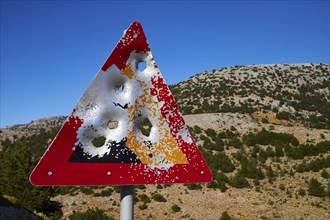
left=120, top=186, right=134, bottom=220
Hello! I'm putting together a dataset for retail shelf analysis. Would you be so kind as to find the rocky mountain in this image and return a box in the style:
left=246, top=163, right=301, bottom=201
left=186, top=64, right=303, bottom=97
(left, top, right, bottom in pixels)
left=170, top=63, right=330, bottom=129
left=0, top=63, right=329, bottom=220
left=0, top=116, right=66, bottom=144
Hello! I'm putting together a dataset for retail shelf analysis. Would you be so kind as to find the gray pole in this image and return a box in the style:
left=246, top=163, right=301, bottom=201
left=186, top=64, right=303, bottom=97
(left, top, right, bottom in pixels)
left=120, top=185, right=134, bottom=220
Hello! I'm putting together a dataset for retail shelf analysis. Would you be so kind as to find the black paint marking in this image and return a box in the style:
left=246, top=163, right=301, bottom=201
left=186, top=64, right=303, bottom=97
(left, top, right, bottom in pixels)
left=113, top=102, right=129, bottom=109
left=144, top=141, right=153, bottom=149
left=69, top=138, right=142, bottom=164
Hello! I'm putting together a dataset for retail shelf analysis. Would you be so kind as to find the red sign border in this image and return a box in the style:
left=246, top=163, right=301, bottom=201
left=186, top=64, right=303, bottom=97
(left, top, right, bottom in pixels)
left=30, top=22, right=212, bottom=186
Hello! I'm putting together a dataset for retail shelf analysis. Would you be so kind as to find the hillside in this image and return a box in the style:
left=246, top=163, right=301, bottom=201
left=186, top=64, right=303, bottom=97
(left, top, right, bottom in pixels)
left=0, top=63, right=329, bottom=220
left=170, top=63, right=330, bottom=129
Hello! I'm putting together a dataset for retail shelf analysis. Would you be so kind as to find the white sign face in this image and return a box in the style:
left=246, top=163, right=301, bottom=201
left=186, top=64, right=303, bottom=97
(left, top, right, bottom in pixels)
left=30, top=22, right=212, bottom=186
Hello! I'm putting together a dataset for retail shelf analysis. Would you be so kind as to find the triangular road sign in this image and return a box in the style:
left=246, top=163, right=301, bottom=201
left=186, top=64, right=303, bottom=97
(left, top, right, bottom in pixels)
left=30, top=22, right=212, bottom=186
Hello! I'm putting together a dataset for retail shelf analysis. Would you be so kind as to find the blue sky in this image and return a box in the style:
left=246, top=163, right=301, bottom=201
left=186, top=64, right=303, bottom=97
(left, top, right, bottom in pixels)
left=1, top=0, right=329, bottom=128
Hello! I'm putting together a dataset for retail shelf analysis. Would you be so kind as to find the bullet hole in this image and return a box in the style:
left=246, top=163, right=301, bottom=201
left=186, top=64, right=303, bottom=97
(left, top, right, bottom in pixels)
left=139, top=117, right=152, bottom=137
left=92, top=136, right=106, bottom=147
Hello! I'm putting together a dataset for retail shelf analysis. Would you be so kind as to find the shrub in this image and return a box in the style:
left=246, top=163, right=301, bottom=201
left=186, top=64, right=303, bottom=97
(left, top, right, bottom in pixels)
left=139, top=194, right=151, bottom=204
left=243, top=129, right=299, bottom=147
left=135, top=185, right=146, bottom=190
left=184, top=183, right=202, bottom=190
left=229, top=172, right=250, bottom=188
left=220, top=211, right=232, bottom=220
left=217, top=153, right=236, bottom=173
left=205, top=128, right=217, bottom=140
left=151, top=193, right=167, bottom=202
left=204, top=141, right=224, bottom=152
left=240, top=160, right=265, bottom=180
left=321, top=169, right=329, bottom=179
left=100, top=188, right=113, bottom=197
left=80, top=187, right=94, bottom=195
left=194, top=125, right=202, bottom=134
left=218, top=182, right=228, bottom=192
left=138, top=203, right=148, bottom=210
left=55, top=186, right=77, bottom=195
left=69, top=208, right=113, bottom=220
left=202, top=151, right=235, bottom=174
left=298, top=141, right=330, bottom=157
left=296, top=156, right=330, bottom=173
left=216, top=172, right=229, bottom=183
left=171, top=204, right=181, bottom=212
left=276, top=111, right=293, bottom=120
left=308, top=178, right=325, bottom=197
left=207, top=181, right=218, bottom=189
left=227, top=137, right=243, bottom=148
left=266, top=166, right=275, bottom=179
left=275, top=146, right=284, bottom=157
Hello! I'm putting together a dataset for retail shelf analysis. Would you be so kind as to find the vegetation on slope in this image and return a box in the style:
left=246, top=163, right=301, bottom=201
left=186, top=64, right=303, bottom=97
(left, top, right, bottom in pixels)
left=1, top=124, right=329, bottom=218
left=169, top=63, right=330, bottom=129
left=0, top=63, right=329, bottom=219
left=0, top=128, right=63, bottom=219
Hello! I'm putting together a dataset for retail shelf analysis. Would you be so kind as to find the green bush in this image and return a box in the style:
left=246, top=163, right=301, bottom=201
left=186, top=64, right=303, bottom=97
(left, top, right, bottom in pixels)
left=80, top=187, right=94, bottom=195
left=204, top=141, right=224, bottom=152
left=218, top=182, right=228, bottom=192
left=276, top=111, right=293, bottom=120
left=220, top=211, right=232, bottom=220
left=266, top=166, right=275, bottom=179
left=138, top=203, right=148, bottom=210
left=207, top=181, right=218, bottom=189
left=296, top=156, right=330, bottom=173
left=308, top=178, right=325, bottom=197
left=243, top=129, right=299, bottom=147
left=321, top=169, right=329, bottom=179
left=171, top=204, right=181, bottom=212
left=205, top=128, right=217, bottom=140
left=275, top=146, right=284, bottom=157
left=184, top=183, right=202, bottom=190
left=69, top=208, right=113, bottom=220
left=229, top=172, right=250, bottom=188
left=100, top=188, right=113, bottom=197
left=298, top=141, right=330, bottom=157
left=227, top=137, right=243, bottom=148
left=216, top=172, right=229, bottom=183
left=139, top=194, right=151, bottom=204
left=135, top=185, right=146, bottom=190
left=194, top=125, right=202, bottom=134
left=151, top=193, right=167, bottom=202
left=202, top=151, right=235, bottom=174
left=55, top=186, right=78, bottom=196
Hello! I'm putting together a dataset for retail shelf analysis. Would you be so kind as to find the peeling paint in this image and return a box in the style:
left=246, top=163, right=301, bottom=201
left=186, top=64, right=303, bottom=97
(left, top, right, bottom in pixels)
left=29, top=22, right=212, bottom=186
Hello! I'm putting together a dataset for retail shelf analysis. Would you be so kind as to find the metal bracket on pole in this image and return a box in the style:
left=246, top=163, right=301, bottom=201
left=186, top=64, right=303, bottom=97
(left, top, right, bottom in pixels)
left=120, top=185, right=134, bottom=220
